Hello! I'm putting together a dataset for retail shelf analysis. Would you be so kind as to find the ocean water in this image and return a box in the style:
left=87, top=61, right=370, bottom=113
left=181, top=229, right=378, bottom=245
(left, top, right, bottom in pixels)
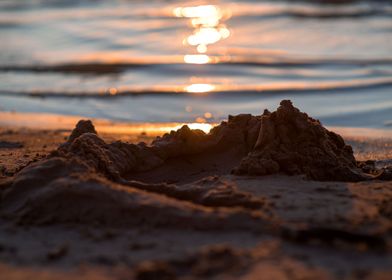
left=0, top=0, right=391, bottom=128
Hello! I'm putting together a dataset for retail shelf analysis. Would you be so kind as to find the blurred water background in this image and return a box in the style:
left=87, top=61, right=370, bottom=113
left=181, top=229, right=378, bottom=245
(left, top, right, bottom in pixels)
left=0, top=0, right=391, bottom=128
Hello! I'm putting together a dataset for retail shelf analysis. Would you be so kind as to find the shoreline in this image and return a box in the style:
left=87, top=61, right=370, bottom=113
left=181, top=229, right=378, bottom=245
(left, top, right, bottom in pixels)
left=1, top=111, right=391, bottom=138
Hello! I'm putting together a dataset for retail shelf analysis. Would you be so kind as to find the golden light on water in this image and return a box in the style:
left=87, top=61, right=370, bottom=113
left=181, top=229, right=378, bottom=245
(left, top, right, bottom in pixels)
left=184, top=54, right=210, bottom=64
left=173, top=5, right=222, bottom=19
left=108, top=88, right=118, bottom=95
left=174, top=4, right=230, bottom=93
left=185, top=83, right=215, bottom=93
left=204, top=112, right=213, bottom=119
left=197, top=44, right=207, bottom=53
left=174, top=4, right=231, bottom=65
left=195, top=117, right=207, bottom=123
left=187, top=27, right=229, bottom=47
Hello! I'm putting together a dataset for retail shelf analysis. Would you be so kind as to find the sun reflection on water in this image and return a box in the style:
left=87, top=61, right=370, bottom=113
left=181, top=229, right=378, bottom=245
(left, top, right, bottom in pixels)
left=185, top=83, right=215, bottom=93
left=174, top=4, right=230, bottom=95
left=174, top=5, right=231, bottom=64
left=183, top=54, right=210, bottom=64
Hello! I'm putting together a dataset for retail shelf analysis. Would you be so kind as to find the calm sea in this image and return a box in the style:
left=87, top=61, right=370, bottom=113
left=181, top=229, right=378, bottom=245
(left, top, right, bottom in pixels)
left=0, top=0, right=391, bottom=128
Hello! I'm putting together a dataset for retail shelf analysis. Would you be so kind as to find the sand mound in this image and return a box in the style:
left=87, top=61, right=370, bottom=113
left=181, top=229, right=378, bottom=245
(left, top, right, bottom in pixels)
left=2, top=157, right=268, bottom=228
left=53, top=113, right=260, bottom=181
left=1, top=100, right=390, bottom=227
left=233, top=100, right=365, bottom=181
left=51, top=101, right=378, bottom=182
left=67, top=119, right=97, bottom=143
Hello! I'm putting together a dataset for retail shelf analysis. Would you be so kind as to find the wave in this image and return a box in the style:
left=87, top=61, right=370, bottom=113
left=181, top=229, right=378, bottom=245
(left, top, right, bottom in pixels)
left=2, top=57, right=392, bottom=75
left=0, top=78, right=391, bottom=98
left=0, top=63, right=147, bottom=74
left=235, top=8, right=392, bottom=21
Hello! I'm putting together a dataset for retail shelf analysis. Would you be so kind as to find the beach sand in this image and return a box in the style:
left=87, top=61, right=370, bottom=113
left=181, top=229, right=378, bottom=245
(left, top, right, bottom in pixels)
left=0, top=102, right=391, bottom=280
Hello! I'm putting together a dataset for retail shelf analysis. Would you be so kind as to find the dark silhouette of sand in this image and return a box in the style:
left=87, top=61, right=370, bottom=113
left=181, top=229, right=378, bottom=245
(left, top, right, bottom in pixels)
left=0, top=101, right=391, bottom=280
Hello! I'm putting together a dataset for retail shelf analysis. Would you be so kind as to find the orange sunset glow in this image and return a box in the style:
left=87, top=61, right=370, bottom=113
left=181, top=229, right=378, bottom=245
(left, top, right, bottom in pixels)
left=1, top=1, right=392, bottom=279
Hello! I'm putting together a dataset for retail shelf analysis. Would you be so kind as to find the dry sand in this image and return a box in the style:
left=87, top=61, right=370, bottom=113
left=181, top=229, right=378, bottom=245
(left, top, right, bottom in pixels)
left=0, top=101, right=391, bottom=280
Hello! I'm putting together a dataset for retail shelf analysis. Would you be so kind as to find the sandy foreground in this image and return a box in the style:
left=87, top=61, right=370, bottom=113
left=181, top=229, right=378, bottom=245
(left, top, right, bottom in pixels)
left=0, top=107, right=392, bottom=280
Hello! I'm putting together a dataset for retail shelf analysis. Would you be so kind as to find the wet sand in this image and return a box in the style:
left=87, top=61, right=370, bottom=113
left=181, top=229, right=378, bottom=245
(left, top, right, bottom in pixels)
left=0, top=103, right=392, bottom=280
